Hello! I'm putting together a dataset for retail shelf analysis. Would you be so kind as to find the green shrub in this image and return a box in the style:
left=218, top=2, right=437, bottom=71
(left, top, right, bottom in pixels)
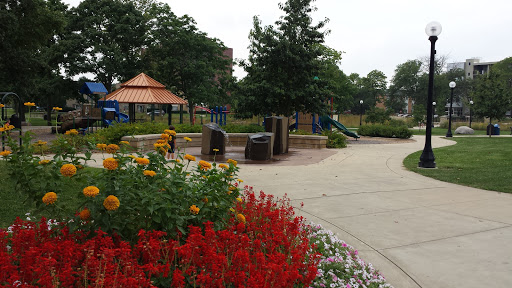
left=322, top=130, right=347, bottom=148
left=387, top=118, right=408, bottom=127
left=358, top=124, right=412, bottom=139
left=290, top=129, right=313, bottom=135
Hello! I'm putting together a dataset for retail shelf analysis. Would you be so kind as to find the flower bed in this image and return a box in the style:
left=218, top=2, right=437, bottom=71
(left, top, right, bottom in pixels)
left=0, top=124, right=393, bottom=287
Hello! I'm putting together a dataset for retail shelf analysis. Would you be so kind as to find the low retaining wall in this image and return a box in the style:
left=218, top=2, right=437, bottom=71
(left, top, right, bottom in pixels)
left=121, top=133, right=327, bottom=151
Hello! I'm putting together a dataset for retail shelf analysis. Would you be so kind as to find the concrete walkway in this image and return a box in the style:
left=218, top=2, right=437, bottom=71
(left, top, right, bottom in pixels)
left=236, top=135, right=512, bottom=288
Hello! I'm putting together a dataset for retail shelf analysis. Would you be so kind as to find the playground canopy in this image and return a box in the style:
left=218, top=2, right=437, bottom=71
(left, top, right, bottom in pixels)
left=106, top=73, right=187, bottom=105
left=79, top=82, right=109, bottom=95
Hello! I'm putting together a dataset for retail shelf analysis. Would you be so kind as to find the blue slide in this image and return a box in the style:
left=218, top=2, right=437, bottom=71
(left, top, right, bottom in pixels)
left=320, top=116, right=360, bottom=139
left=119, top=112, right=129, bottom=123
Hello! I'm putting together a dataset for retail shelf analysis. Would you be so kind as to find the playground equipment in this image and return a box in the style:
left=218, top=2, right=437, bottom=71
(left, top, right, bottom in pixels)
left=97, top=100, right=129, bottom=126
left=319, top=116, right=360, bottom=139
left=292, top=112, right=359, bottom=139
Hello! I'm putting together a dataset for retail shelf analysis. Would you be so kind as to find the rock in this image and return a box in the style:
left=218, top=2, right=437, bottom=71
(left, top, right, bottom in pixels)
left=201, top=123, right=226, bottom=155
left=245, top=132, right=274, bottom=161
left=265, top=116, right=289, bottom=155
left=454, top=126, right=474, bottom=135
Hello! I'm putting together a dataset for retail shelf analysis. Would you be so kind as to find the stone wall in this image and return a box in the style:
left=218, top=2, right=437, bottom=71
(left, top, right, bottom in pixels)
left=121, top=133, right=327, bottom=151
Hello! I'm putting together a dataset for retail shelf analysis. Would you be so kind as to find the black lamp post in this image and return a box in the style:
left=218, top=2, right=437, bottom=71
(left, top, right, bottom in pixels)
left=469, top=100, right=473, bottom=128
left=432, top=101, right=436, bottom=128
left=359, top=99, right=363, bottom=126
left=446, top=81, right=456, bottom=137
left=419, top=21, right=442, bottom=169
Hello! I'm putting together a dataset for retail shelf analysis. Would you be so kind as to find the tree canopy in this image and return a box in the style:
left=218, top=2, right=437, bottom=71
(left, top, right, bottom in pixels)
left=236, top=0, right=332, bottom=117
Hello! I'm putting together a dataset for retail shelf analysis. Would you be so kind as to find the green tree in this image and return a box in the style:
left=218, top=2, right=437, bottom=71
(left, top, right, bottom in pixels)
left=143, top=2, right=232, bottom=124
left=236, top=0, right=330, bottom=117
left=471, top=71, right=512, bottom=135
left=0, top=0, right=67, bottom=111
left=387, top=60, right=423, bottom=112
left=63, top=0, right=147, bottom=92
left=351, top=70, right=387, bottom=113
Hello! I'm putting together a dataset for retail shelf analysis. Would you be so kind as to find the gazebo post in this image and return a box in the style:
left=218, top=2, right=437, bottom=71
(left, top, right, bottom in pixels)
left=129, top=103, right=135, bottom=123
left=167, top=104, right=172, bottom=125
left=180, top=105, right=184, bottom=124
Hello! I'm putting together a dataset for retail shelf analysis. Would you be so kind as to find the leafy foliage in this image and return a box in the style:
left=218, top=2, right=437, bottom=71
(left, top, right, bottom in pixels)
left=364, top=107, right=392, bottom=124
left=471, top=71, right=512, bottom=125
left=236, top=0, right=331, bottom=117
left=358, top=124, right=412, bottom=139
left=322, top=130, right=347, bottom=148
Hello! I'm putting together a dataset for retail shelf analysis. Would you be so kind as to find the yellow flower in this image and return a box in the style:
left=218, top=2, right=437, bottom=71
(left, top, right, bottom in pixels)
left=103, top=158, right=118, bottom=170
left=42, top=192, right=57, bottom=205
left=65, top=129, right=79, bottom=135
left=120, top=141, right=130, bottom=145
left=228, top=186, right=236, bottom=191
left=96, top=143, right=107, bottom=151
left=103, top=195, right=120, bottom=211
left=227, top=159, right=237, bottom=167
left=168, top=130, right=176, bottom=136
left=0, top=104, right=4, bottom=108
left=184, top=137, right=192, bottom=142
left=160, top=133, right=170, bottom=140
left=106, top=144, right=120, bottom=154
left=60, top=164, right=77, bottom=177
left=219, top=164, right=228, bottom=169
left=0, top=128, right=4, bottom=132
left=237, top=179, right=243, bottom=183
left=229, top=208, right=235, bottom=213
left=164, top=129, right=172, bottom=134
left=189, top=205, right=200, bottom=215
left=52, top=107, right=62, bottom=111
left=143, top=170, right=156, bottom=177
left=213, top=148, right=219, bottom=152
left=236, top=214, right=246, bottom=224
left=33, top=140, right=47, bottom=146
left=175, top=159, right=181, bottom=163
left=83, top=186, right=100, bottom=197
left=236, top=197, right=243, bottom=202
left=0, top=150, right=12, bottom=157
left=184, top=154, right=196, bottom=161
left=128, top=155, right=136, bottom=159
left=79, top=208, right=91, bottom=221
left=135, top=157, right=150, bottom=165
left=198, top=160, right=212, bottom=171
left=39, top=159, right=50, bottom=165
left=24, top=102, right=36, bottom=107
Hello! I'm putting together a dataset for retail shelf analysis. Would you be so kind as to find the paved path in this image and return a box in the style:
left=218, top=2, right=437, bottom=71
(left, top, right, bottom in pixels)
left=236, top=135, right=512, bottom=288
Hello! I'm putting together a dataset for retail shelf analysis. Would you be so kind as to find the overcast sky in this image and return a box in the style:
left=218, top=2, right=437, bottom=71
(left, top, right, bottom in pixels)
left=63, top=0, right=511, bottom=82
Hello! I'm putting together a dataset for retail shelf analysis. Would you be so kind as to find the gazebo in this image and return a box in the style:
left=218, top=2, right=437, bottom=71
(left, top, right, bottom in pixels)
left=106, top=73, right=188, bottom=124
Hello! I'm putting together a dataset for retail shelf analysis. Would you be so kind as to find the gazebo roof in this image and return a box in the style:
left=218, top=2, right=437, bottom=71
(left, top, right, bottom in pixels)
left=106, top=73, right=187, bottom=105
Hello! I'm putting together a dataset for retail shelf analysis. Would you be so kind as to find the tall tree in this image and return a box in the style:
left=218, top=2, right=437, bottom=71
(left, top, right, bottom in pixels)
left=351, top=70, right=387, bottom=113
left=0, top=0, right=66, bottom=107
left=63, top=0, right=147, bottom=92
left=387, top=60, right=422, bottom=112
left=471, top=71, right=512, bottom=133
left=236, top=0, right=330, bottom=117
left=144, top=3, right=232, bottom=123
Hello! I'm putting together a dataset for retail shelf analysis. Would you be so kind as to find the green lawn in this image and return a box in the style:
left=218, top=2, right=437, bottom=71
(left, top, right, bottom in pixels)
left=410, top=127, right=488, bottom=136
left=404, top=137, right=512, bottom=193
left=0, top=162, right=98, bottom=228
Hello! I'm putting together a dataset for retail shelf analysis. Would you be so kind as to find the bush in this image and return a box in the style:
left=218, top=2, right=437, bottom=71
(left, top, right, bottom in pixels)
left=358, top=124, right=412, bottom=139
left=290, top=129, right=313, bottom=135
left=322, top=130, right=347, bottom=148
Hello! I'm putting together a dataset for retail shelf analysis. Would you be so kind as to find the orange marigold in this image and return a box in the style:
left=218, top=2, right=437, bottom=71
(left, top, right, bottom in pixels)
left=184, top=154, right=196, bottom=161
left=227, top=159, right=237, bottom=167
left=96, top=143, right=107, bottom=151
left=60, top=164, right=77, bottom=177
left=237, top=213, right=246, bottom=224
left=103, top=195, right=120, bottom=211
left=189, top=205, right=200, bottom=215
left=143, top=170, right=156, bottom=177
left=42, top=192, right=57, bottom=205
left=184, top=137, right=192, bottom=142
left=160, top=133, right=170, bottom=140
left=83, top=186, right=100, bottom=197
left=39, top=159, right=50, bottom=165
left=103, top=158, right=118, bottom=170
left=218, top=164, right=228, bottom=169
left=79, top=208, right=91, bottom=221
left=136, top=157, right=150, bottom=165
left=0, top=150, right=12, bottom=157
left=198, top=160, right=212, bottom=171
left=106, top=144, right=120, bottom=154
left=65, top=129, right=79, bottom=135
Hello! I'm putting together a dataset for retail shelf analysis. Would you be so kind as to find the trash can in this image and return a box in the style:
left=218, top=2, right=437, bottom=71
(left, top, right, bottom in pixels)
left=493, top=124, right=500, bottom=135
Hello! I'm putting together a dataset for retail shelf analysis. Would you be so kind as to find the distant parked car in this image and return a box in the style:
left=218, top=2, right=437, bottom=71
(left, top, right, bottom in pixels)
left=147, top=110, right=165, bottom=116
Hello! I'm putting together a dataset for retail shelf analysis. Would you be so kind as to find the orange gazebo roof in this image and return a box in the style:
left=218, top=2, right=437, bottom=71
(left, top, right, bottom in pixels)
left=106, top=73, right=188, bottom=105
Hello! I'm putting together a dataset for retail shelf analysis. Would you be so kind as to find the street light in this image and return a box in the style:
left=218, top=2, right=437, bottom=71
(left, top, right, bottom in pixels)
left=359, top=99, right=364, bottom=126
left=446, top=81, right=456, bottom=137
left=432, top=101, right=436, bottom=128
left=469, top=100, right=474, bottom=128
left=419, top=21, right=442, bottom=169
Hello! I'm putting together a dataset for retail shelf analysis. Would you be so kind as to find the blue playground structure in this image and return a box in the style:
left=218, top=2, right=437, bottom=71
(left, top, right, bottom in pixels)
left=97, top=100, right=129, bottom=126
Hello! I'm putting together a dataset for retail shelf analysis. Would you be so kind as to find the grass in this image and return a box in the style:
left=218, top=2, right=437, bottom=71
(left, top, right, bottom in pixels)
left=404, top=137, right=512, bottom=193
left=0, top=162, right=99, bottom=228
left=410, top=127, right=488, bottom=136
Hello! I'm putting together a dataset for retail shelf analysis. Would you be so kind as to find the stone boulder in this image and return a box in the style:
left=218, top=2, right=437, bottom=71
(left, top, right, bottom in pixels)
left=245, top=132, right=274, bottom=161
left=201, top=123, right=226, bottom=155
left=454, top=126, right=474, bottom=135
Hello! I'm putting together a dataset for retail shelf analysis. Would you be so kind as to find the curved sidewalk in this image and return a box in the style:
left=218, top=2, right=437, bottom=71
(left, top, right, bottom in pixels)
left=237, top=135, right=512, bottom=288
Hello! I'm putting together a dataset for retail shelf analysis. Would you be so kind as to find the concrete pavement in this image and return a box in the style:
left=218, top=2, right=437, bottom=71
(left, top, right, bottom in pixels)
left=236, top=135, right=512, bottom=288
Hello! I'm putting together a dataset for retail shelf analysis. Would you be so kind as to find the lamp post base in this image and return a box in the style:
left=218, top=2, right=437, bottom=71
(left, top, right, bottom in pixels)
left=446, top=131, right=453, bottom=137
left=418, top=160, right=436, bottom=168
